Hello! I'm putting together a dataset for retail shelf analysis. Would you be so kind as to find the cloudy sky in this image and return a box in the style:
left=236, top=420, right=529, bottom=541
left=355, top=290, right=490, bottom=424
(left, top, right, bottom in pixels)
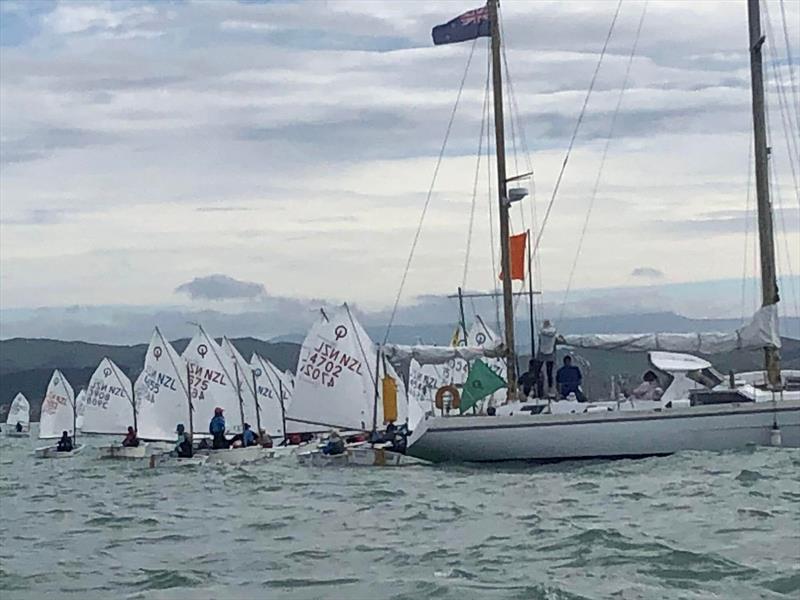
left=1, top=0, right=798, bottom=341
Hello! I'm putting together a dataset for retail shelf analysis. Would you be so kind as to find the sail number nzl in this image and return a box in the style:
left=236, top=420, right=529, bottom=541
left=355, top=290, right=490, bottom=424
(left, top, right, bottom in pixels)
left=299, top=340, right=364, bottom=388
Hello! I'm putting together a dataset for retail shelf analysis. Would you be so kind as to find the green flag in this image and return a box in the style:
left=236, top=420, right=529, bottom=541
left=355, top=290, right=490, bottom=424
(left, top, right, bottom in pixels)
left=460, top=359, right=506, bottom=414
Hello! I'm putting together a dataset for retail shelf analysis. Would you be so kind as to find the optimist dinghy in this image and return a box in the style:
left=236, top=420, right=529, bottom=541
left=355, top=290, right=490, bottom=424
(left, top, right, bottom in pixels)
left=34, top=370, right=84, bottom=459
left=5, top=393, right=31, bottom=437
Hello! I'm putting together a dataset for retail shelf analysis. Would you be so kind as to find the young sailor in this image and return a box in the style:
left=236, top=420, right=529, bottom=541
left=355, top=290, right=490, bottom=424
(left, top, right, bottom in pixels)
left=175, top=424, right=193, bottom=458
left=321, top=430, right=345, bottom=456
left=56, top=431, right=73, bottom=452
left=121, top=426, right=140, bottom=447
left=209, top=407, right=227, bottom=449
left=242, top=423, right=256, bottom=447
left=15, top=421, right=23, bottom=433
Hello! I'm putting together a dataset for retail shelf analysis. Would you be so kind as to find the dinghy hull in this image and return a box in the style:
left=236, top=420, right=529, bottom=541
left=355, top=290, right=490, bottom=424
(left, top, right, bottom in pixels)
left=297, top=446, right=421, bottom=467
left=99, top=445, right=149, bottom=459
left=6, top=431, right=30, bottom=438
left=34, top=444, right=85, bottom=459
left=408, top=400, right=800, bottom=463
left=147, top=453, right=208, bottom=468
left=201, top=445, right=273, bottom=465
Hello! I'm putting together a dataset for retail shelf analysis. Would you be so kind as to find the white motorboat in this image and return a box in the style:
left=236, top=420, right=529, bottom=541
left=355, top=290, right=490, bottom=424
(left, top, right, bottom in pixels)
left=34, top=444, right=85, bottom=459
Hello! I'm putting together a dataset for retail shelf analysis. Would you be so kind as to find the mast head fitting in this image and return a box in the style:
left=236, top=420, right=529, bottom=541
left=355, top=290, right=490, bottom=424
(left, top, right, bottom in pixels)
left=506, top=187, right=528, bottom=204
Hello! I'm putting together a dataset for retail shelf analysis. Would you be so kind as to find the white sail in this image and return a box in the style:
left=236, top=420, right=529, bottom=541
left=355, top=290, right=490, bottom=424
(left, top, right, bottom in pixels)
left=182, top=327, right=243, bottom=434
left=82, top=358, right=135, bottom=434
left=562, top=305, right=781, bottom=354
left=135, top=328, right=190, bottom=441
left=222, top=337, right=259, bottom=431
left=288, top=305, right=393, bottom=433
left=75, top=390, right=86, bottom=431
left=39, top=370, right=75, bottom=439
left=6, top=393, right=30, bottom=426
left=407, top=360, right=444, bottom=416
left=251, top=353, right=292, bottom=438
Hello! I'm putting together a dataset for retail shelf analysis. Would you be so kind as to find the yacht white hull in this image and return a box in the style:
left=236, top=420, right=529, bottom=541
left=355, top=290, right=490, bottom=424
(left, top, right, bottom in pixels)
left=34, top=444, right=85, bottom=459
left=297, top=446, right=422, bottom=467
left=6, top=431, right=30, bottom=438
left=407, top=400, right=800, bottom=463
left=98, top=444, right=149, bottom=459
left=201, top=445, right=273, bottom=465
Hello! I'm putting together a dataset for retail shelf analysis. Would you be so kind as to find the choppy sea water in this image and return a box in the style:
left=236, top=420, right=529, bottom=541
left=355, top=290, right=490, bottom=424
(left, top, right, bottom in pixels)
left=0, top=432, right=798, bottom=600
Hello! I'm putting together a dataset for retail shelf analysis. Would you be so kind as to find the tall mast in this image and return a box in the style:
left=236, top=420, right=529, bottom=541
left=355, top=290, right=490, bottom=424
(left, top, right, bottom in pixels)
left=488, top=0, right=517, bottom=400
left=747, top=0, right=781, bottom=388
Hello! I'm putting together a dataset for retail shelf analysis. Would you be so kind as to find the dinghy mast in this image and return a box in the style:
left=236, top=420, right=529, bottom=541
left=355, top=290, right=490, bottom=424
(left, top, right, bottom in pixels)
left=747, top=0, right=781, bottom=388
left=488, top=0, right=517, bottom=401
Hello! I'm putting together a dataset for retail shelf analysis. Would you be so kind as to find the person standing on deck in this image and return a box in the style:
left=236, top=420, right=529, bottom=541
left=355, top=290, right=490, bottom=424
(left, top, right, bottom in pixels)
left=538, top=320, right=560, bottom=396
left=209, top=407, right=227, bottom=449
left=556, top=355, right=587, bottom=402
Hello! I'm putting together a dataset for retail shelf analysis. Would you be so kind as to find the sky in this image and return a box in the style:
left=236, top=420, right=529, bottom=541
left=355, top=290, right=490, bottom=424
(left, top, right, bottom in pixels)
left=1, top=0, right=799, bottom=342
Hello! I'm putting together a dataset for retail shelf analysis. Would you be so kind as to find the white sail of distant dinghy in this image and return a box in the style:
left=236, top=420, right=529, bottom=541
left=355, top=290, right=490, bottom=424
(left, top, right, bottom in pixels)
left=467, top=317, right=506, bottom=408
left=39, top=370, right=76, bottom=439
left=182, top=327, right=243, bottom=434
left=251, top=353, right=292, bottom=439
left=82, top=358, right=135, bottom=435
left=408, top=360, right=444, bottom=418
left=135, top=328, right=191, bottom=442
left=288, top=304, right=409, bottom=434
left=75, top=390, right=86, bottom=431
left=5, top=393, right=31, bottom=436
left=560, top=305, right=781, bottom=354
left=222, top=338, right=259, bottom=431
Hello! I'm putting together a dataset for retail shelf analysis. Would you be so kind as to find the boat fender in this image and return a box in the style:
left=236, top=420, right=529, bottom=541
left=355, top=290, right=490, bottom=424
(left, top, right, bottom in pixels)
left=435, top=385, right=460, bottom=410
left=770, top=424, right=782, bottom=447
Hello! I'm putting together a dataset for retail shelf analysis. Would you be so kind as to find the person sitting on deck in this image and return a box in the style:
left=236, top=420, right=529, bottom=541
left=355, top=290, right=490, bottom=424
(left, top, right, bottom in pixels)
left=56, top=431, right=73, bottom=452
left=242, top=423, right=256, bottom=447
left=631, top=370, right=664, bottom=401
left=556, top=355, right=587, bottom=403
left=15, top=421, right=23, bottom=433
left=209, top=407, right=228, bottom=449
left=175, top=424, right=193, bottom=458
left=121, top=426, right=140, bottom=447
left=517, top=358, right=542, bottom=398
left=321, top=430, right=345, bottom=456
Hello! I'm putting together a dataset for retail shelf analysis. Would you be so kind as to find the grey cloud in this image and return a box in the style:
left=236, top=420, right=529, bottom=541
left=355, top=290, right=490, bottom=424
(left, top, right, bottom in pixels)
left=655, top=208, right=800, bottom=236
left=631, top=267, right=665, bottom=279
left=1, top=127, right=117, bottom=165
left=175, top=274, right=268, bottom=301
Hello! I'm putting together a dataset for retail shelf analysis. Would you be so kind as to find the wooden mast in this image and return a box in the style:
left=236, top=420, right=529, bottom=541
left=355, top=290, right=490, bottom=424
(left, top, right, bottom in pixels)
left=747, top=0, right=781, bottom=388
left=488, top=0, right=517, bottom=401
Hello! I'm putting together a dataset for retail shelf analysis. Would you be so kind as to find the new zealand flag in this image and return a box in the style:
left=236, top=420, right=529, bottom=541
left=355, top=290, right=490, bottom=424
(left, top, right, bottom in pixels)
left=432, top=5, right=491, bottom=46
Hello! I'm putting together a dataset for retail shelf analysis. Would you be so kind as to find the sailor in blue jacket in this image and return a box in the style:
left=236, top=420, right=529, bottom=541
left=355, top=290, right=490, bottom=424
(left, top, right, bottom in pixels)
left=209, top=407, right=228, bottom=449
left=556, top=355, right=587, bottom=402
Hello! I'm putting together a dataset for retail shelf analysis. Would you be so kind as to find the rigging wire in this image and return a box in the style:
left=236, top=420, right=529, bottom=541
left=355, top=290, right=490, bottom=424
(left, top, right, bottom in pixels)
left=741, top=137, right=754, bottom=325
left=382, top=37, right=480, bottom=344
left=531, top=0, right=624, bottom=258
left=462, top=55, right=492, bottom=290
left=778, top=0, right=800, bottom=125
left=558, top=0, right=648, bottom=323
left=763, top=0, right=800, bottom=192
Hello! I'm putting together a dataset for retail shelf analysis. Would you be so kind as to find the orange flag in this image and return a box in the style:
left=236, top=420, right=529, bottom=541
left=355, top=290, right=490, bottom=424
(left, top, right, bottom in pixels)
left=500, top=231, right=527, bottom=281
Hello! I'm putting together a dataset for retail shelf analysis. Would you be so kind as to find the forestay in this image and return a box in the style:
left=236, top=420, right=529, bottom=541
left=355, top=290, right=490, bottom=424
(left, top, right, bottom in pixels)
left=135, top=328, right=190, bottom=441
left=39, top=370, right=75, bottom=439
left=287, top=305, right=408, bottom=433
left=251, top=353, right=292, bottom=438
left=222, top=337, right=258, bottom=430
left=6, top=393, right=30, bottom=426
left=562, top=305, right=781, bottom=354
left=82, top=358, right=135, bottom=434
left=182, top=328, right=243, bottom=434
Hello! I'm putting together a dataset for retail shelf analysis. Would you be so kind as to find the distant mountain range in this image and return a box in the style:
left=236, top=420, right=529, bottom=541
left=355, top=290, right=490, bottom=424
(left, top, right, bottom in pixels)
left=2, top=328, right=798, bottom=423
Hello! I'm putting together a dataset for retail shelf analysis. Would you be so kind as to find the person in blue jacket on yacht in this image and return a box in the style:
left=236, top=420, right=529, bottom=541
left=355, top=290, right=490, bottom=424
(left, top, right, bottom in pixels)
left=556, top=355, right=587, bottom=402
